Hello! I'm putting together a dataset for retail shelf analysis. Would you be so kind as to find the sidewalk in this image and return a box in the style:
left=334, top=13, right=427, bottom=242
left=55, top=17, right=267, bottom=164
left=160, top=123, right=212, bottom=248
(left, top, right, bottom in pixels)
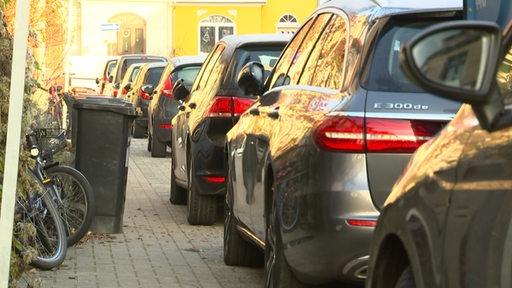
left=16, top=138, right=264, bottom=288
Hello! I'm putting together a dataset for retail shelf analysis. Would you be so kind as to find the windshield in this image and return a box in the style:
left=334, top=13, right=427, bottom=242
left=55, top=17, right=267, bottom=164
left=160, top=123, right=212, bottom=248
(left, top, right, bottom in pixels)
left=364, top=19, right=455, bottom=93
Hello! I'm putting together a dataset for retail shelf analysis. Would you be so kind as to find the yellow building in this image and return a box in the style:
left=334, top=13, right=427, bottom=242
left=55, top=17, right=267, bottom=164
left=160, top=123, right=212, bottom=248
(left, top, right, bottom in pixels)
left=68, top=0, right=319, bottom=89
left=172, top=0, right=318, bottom=56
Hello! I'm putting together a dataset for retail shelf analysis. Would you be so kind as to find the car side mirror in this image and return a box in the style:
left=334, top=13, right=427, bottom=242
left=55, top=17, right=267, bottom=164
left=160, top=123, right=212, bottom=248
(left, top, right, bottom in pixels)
left=173, top=79, right=190, bottom=102
left=108, top=75, right=113, bottom=83
left=142, top=84, right=154, bottom=95
left=400, top=20, right=505, bottom=131
left=95, top=78, right=100, bottom=84
left=124, top=82, right=132, bottom=91
left=237, top=61, right=264, bottom=96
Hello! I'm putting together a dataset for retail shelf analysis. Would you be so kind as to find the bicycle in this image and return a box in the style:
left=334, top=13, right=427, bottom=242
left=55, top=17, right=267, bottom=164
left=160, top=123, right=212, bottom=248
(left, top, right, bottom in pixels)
left=13, top=135, right=68, bottom=270
left=28, top=127, right=95, bottom=247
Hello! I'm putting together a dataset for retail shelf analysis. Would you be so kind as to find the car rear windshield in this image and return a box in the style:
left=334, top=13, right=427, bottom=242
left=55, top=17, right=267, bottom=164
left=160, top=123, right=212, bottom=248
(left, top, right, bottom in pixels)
left=172, top=66, right=202, bottom=86
left=364, top=18, right=455, bottom=93
left=121, top=58, right=166, bottom=80
left=229, top=46, right=284, bottom=85
left=146, top=67, right=165, bottom=87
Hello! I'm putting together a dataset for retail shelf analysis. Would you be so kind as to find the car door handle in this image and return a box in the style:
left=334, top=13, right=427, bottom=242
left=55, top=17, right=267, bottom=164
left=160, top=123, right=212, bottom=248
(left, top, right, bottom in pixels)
left=189, top=102, right=197, bottom=109
left=249, top=107, right=260, bottom=116
left=266, top=108, right=279, bottom=119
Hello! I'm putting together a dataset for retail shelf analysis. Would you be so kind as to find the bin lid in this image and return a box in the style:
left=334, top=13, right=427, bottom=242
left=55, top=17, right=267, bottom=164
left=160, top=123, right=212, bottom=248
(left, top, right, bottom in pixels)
left=74, top=96, right=136, bottom=116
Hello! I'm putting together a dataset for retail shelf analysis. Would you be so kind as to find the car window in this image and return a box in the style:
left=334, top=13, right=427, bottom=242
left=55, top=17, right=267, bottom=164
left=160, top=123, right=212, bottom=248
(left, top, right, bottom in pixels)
left=145, top=67, right=165, bottom=86
left=496, top=47, right=512, bottom=105
left=106, top=61, right=117, bottom=77
left=301, top=14, right=348, bottom=89
left=193, top=44, right=225, bottom=92
left=269, top=13, right=332, bottom=88
left=230, top=47, right=283, bottom=85
left=364, top=19, right=452, bottom=93
left=268, top=17, right=315, bottom=89
left=172, top=66, right=202, bottom=86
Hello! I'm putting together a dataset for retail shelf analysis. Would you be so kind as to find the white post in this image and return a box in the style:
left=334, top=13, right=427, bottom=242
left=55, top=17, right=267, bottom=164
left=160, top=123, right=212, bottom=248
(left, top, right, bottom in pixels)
left=0, top=0, right=31, bottom=287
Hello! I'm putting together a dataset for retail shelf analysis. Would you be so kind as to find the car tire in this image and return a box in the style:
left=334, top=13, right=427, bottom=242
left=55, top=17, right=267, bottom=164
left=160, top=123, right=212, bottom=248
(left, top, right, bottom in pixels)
left=264, top=178, right=304, bottom=288
left=170, top=150, right=187, bottom=205
left=396, top=266, right=416, bottom=288
left=224, top=164, right=262, bottom=267
left=151, top=129, right=167, bottom=158
left=132, top=121, right=146, bottom=138
left=147, top=133, right=152, bottom=152
left=187, top=159, right=217, bottom=225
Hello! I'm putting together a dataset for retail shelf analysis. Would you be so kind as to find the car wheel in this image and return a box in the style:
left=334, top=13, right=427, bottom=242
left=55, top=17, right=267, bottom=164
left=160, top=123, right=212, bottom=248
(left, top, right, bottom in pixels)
left=264, top=178, right=304, bottom=288
left=132, top=121, right=146, bottom=138
left=224, top=163, right=262, bottom=266
left=396, top=266, right=416, bottom=288
left=151, top=128, right=167, bottom=158
left=147, top=132, right=152, bottom=152
left=170, top=149, right=187, bottom=205
left=187, top=159, right=217, bottom=225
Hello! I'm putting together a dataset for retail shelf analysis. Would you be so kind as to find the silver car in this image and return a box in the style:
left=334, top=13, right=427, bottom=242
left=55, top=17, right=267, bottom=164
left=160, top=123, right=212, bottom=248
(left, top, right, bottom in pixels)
left=224, top=0, right=462, bottom=286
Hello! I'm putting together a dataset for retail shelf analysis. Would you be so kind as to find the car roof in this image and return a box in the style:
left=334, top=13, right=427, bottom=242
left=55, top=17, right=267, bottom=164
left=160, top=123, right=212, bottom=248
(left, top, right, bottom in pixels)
left=139, top=62, right=168, bottom=69
left=319, top=0, right=462, bottom=20
left=169, top=55, right=207, bottom=66
left=118, top=54, right=167, bottom=60
left=219, top=33, right=292, bottom=49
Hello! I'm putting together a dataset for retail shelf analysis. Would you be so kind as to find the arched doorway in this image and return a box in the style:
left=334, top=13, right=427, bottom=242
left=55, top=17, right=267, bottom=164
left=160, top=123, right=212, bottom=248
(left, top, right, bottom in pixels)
left=108, top=13, right=146, bottom=55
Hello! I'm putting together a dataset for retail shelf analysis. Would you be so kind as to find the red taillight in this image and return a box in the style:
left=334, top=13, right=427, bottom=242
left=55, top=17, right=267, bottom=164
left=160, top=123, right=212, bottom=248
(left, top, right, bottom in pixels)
left=162, top=77, right=174, bottom=99
left=121, top=88, right=128, bottom=95
left=159, top=123, right=172, bottom=129
left=366, top=118, right=441, bottom=153
left=346, top=219, right=377, bottom=227
left=204, top=96, right=255, bottom=118
left=313, top=117, right=365, bottom=152
left=203, top=176, right=225, bottom=183
left=313, top=116, right=442, bottom=153
left=113, top=89, right=118, bottom=97
left=140, top=88, right=151, bottom=100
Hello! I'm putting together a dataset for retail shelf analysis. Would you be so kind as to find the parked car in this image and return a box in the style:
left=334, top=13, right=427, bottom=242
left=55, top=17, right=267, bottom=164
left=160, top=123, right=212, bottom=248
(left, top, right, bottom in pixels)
left=125, top=62, right=167, bottom=138
left=147, top=55, right=206, bottom=158
left=169, top=34, right=291, bottom=225
left=223, top=0, right=462, bottom=286
left=96, top=57, right=118, bottom=95
left=366, top=20, right=512, bottom=288
left=104, top=54, right=167, bottom=97
left=117, top=63, right=143, bottom=101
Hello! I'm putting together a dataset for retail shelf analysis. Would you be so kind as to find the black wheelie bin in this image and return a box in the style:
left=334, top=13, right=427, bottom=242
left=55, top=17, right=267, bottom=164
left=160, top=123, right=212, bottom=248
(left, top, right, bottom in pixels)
left=74, top=96, right=136, bottom=233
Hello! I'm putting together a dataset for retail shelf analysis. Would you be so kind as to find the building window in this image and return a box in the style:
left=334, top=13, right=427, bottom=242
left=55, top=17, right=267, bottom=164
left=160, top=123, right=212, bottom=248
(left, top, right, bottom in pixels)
left=199, top=15, right=235, bottom=54
left=276, top=14, right=299, bottom=34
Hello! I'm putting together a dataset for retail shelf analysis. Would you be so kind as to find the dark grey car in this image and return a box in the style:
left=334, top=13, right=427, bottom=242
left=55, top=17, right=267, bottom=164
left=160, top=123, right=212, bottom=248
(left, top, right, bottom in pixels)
left=366, top=20, right=512, bottom=288
left=224, top=0, right=462, bottom=286
left=147, top=55, right=205, bottom=158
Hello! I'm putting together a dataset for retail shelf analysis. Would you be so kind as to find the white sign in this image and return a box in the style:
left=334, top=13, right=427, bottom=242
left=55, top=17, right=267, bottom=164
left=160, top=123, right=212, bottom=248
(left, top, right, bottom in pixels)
left=100, top=23, right=120, bottom=32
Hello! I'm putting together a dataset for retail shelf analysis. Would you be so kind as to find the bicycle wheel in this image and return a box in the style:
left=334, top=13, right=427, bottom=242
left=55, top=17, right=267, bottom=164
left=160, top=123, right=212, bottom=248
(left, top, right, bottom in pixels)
left=45, top=165, right=95, bottom=246
left=14, top=173, right=68, bottom=270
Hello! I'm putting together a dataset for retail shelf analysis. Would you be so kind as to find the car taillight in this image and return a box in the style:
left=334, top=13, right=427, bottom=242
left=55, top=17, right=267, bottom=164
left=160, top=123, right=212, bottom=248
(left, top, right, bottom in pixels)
left=204, top=96, right=255, bottom=118
left=113, top=89, right=118, bottom=97
left=202, top=176, right=225, bottom=183
left=313, top=116, right=441, bottom=153
left=346, top=219, right=377, bottom=227
left=159, top=123, right=172, bottom=129
left=121, top=87, right=128, bottom=95
left=162, top=78, right=174, bottom=99
left=140, top=88, right=151, bottom=100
